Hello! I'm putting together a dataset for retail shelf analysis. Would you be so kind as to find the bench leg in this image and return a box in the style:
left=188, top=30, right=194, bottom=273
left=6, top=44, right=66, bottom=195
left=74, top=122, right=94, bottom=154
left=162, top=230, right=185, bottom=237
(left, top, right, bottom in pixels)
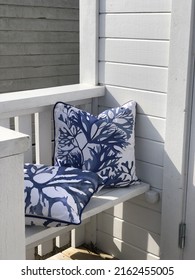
left=85, top=216, right=97, bottom=246
left=71, top=217, right=97, bottom=248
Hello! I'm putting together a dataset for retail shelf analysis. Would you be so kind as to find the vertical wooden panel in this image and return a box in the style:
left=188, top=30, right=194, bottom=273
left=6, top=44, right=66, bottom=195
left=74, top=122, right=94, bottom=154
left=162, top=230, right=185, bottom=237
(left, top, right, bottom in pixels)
left=56, top=234, right=70, bottom=249
left=80, top=0, right=99, bottom=84
left=96, top=0, right=173, bottom=260
left=100, top=0, right=172, bottom=13
left=161, top=0, right=194, bottom=260
left=99, top=14, right=171, bottom=40
left=34, top=110, right=52, bottom=165
left=15, top=115, right=32, bottom=163
left=0, top=154, right=25, bottom=259
left=38, top=240, right=54, bottom=257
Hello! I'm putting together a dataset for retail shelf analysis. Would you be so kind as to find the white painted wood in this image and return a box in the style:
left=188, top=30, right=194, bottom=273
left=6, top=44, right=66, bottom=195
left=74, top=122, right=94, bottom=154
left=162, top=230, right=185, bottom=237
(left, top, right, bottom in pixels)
left=97, top=0, right=171, bottom=259
left=97, top=232, right=159, bottom=260
left=82, top=183, right=150, bottom=219
left=100, top=14, right=171, bottom=40
left=0, top=128, right=29, bottom=259
left=161, top=0, right=194, bottom=260
left=0, top=126, right=30, bottom=158
left=99, top=39, right=170, bottom=67
left=70, top=217, right=89, bottom=249
left=100, top=0, right=172, bottom=13
left=0, top=84, right=105, bottom=116
left=99, top=62, right=168, bottom=93
left=77, top=0, right=100, bottom=247
left=135, top=138, right=164, bottom=166
left=99, top=86, right=167, bottom=118
left=15, top=115, right=32, bottom=162
left=131, top=191, right=162, bottom=213
left=56, top=233, right=70, bottom=249
left=183, top=68, right=195, bottom=260
left=71, top=226, right=85, bottom=248
left=25, top=182, right=149, bottom=250
left=136, top=115, right=165, bottom=143
left=97, top=212, right=160, bottom=256
left=136, top=160, right=163, bottom=190
left=0, top=119, right=10, bottom=128
left=80, top=0, right=99, bottom=84
left=105, top=200, right=161, bottom=234
left=0, top=154, right=25, bottom=259
left=38, top=240, right=54, bottom=257
left=85, top=216, right=97, bottom=246
left=35, top=110, right=52, bottom=165
left=25, top=224, right=77, bottom=250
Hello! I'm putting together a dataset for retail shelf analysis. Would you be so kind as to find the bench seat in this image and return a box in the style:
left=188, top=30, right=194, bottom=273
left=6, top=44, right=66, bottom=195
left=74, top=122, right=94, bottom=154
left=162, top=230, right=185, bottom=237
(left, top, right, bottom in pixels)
left=26, top=182, right=149, bottom=251
left=0, top=84, right=151, bottom=259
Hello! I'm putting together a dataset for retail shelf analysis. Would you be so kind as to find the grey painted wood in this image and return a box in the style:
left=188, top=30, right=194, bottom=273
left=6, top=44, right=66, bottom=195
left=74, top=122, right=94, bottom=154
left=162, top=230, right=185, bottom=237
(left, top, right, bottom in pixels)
left=97, top=231, right=159, bottom=260
left=0, top=6, right=79, bottom=20
left=0, top=1, right=79, bottom=93
left=0, top=31, right=79, bottom=43
left=0, top=0, right=79, bottom=8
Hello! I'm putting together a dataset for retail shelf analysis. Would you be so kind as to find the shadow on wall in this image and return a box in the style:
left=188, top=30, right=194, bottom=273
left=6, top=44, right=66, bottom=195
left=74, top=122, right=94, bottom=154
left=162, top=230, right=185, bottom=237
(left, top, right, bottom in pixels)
left=95, top=88, right=182, bottom=260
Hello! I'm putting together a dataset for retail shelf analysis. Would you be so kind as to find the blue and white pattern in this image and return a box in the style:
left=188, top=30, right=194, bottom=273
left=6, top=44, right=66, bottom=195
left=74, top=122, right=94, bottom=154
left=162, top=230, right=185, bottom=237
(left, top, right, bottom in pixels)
left=24, top=164, right=102, bottom=227
left=53, top=101, right=138, bottom=187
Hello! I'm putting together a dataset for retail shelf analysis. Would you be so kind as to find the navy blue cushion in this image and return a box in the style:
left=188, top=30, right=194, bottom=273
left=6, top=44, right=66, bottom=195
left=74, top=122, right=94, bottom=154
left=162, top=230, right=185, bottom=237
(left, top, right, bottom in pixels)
left=24, top=164, right=102, bottom=227
left=53, top=101, right=138, bottom=187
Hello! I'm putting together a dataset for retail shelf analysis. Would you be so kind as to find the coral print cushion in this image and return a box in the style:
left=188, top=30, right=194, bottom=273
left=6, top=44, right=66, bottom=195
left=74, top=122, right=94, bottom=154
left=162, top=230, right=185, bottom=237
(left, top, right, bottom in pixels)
left=24, top=164, right=102, bottom=227
left=53, top=101, right=138, bottom=188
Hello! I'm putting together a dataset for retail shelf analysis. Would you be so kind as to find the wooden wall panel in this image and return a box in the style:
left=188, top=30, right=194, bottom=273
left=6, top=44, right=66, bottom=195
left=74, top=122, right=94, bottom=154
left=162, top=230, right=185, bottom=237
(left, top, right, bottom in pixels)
left=100, top=14, right=171, bottom=40
left=97, top=0, right=171, bottom=259
left=97, top=213, right=160, bottom=256
left=99, top=38, right=169, bottom=67
left=98, top=86, right=167, bottom=118
left=0, top=1, right=79, bottom=93
left=99, top=62, right=168, bottom=93
left=100, top=0, right=171, bottom=13
left=97, top=231, right=159, bottom=260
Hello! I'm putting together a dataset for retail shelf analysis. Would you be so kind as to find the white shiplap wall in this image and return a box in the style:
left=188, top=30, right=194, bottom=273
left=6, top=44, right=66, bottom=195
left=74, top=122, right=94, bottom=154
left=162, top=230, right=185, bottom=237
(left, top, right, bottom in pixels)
left=97, top=0, right=171, bottom=259
left=0, top=0, right=79, bottom=93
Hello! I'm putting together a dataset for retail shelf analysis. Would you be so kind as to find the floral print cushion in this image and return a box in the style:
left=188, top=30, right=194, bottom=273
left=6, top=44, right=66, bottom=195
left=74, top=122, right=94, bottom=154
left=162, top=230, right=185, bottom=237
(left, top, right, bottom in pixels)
left=53, top=101, right=138, bottom=188
left=24, top=164, right=102, bottom=227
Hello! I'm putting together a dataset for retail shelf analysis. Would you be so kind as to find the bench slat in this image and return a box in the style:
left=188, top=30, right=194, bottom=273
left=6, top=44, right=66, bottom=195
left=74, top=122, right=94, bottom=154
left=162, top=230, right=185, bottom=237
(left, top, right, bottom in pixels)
left=35, top=110, right=52, bottom=165
left=83, top=182, right=150, bottom=219
left=15, top=115, right=33, bottom=163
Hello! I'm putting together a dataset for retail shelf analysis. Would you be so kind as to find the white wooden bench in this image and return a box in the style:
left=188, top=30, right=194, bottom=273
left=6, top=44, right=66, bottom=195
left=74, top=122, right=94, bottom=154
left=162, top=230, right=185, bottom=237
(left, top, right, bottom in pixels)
left=0, top=84, right=150, bottom=260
